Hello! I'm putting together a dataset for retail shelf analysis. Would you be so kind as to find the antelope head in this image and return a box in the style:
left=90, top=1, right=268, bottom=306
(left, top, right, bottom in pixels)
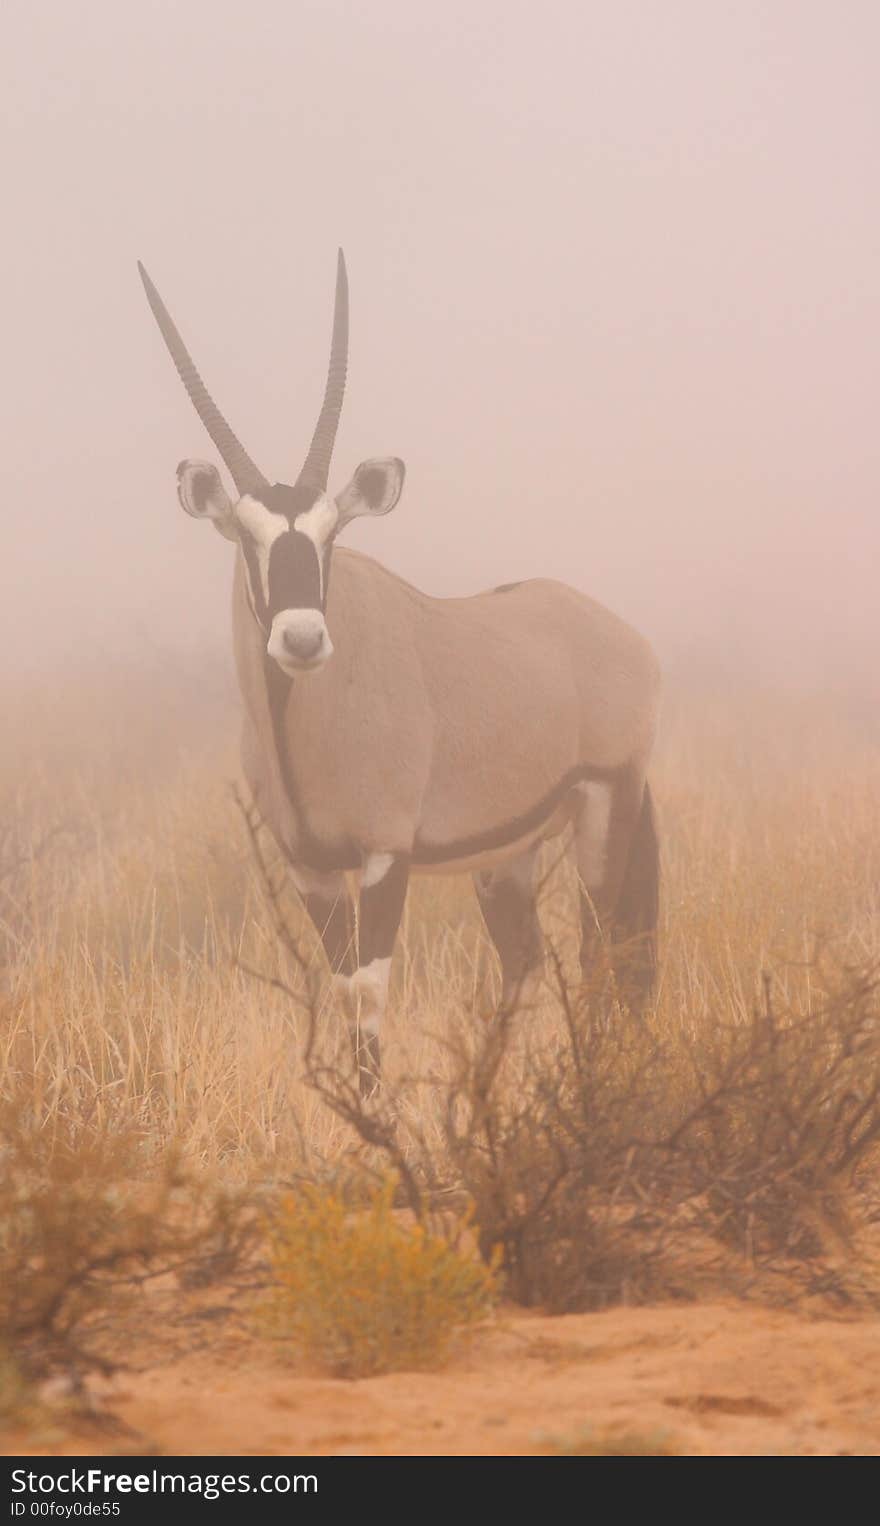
left=139, top=252, right=405, bottom=675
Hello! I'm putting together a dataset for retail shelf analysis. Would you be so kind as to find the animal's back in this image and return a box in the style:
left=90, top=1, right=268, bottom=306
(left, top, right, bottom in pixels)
left=414, top=572, right=660, bottom=774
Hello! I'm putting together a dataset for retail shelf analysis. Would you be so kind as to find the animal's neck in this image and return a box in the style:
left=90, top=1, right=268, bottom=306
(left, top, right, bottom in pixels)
left=257, top=650, right=315, bottom=858
left=263, top=653, right=297, bottom=789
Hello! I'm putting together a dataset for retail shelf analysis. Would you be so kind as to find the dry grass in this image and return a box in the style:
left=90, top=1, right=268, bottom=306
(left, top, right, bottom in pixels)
left=0, top=1102, right=259, bottom=1385
left=3, top=659, right=877, bottom=1183
left=1, top=656, right=879, bottom=1357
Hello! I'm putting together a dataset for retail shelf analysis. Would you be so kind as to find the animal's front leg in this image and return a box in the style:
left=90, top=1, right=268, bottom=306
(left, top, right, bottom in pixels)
left=290, top=864, right=357, bottom=978
left=337, top=853, right=410, bottom=1096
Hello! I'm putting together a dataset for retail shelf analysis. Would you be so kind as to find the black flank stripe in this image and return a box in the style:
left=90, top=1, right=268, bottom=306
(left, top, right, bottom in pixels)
left=412, top=761, right=619, bottom=866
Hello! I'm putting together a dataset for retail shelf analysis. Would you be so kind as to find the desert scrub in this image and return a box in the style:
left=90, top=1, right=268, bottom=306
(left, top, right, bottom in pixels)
left=265, top=1176, right=499, bottom=1377
left=0, top=1105, right=259, bottom=1384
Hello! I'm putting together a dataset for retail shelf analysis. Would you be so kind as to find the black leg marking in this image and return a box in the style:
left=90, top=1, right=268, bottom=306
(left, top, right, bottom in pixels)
left=339, top=854, right=411, bottom=1097
left=358, top=856, right=410, bottom=967
left=575, top=773, right=656, bottom=1015
left=474, top=847, right=543, bottom=1009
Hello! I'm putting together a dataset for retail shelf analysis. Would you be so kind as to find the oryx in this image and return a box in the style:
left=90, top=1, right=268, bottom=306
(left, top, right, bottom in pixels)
left=139, top=252, right=661, bottom=1090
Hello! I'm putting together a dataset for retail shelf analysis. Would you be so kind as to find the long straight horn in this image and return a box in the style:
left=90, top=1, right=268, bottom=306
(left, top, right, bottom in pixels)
left=296, top=249, right=349, bottom=492
left=138, top=262, right=269, bottom=499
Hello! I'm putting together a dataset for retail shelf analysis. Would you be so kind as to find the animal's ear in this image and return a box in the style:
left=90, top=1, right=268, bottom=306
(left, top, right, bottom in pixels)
left=176, top=460, right=239, bottom=541
left=335, top=457, right=405, bottom=531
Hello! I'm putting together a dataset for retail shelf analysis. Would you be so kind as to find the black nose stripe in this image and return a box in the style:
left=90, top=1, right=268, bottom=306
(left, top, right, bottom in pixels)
left=267, top=530, right=322, bottom=614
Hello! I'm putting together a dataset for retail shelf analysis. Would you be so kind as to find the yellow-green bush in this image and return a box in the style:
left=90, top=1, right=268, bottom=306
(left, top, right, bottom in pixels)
left=266, top=1177, right=499, bottom=1377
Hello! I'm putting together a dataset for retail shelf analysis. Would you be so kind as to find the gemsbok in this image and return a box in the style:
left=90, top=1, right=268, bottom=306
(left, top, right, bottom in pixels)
left=139, top=252, right=661, bottom=1091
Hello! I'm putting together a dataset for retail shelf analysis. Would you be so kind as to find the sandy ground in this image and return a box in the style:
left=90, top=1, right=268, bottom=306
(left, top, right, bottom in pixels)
left=6, top=1301, right=880, bottom=1457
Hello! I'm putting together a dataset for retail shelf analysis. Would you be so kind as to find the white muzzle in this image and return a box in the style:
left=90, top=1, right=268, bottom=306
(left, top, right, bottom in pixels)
left=267, top=609, right=334, bottom=674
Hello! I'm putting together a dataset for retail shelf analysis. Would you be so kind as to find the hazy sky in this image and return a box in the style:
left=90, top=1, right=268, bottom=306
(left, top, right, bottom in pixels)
left=2, top=1, right=877, bottom=689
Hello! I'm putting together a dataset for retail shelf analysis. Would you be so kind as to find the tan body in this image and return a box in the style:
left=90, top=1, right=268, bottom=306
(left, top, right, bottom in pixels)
left=235, top=547, right=661, bottom=878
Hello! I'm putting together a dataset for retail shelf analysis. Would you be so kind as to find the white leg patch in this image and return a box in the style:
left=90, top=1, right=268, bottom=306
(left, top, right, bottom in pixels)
left=577, top=782, right=613, bottom=893
left=333, top=957, right=391, bottom=1038
left=360, top=852, right=395, bottom=890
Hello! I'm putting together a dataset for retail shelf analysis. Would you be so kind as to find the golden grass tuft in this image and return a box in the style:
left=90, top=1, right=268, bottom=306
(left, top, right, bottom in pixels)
left=264, top=1176, right=499, bottom=1377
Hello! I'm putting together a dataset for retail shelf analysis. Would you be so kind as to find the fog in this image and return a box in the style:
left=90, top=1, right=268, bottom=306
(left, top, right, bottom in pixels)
left=2, top=0, right=877, bottom=696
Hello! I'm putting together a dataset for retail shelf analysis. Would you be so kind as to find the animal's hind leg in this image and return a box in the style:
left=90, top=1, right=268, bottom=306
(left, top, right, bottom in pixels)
left=474, top=845, right=543, bottom=1010
left=574, top=773, right=649, bottom=1010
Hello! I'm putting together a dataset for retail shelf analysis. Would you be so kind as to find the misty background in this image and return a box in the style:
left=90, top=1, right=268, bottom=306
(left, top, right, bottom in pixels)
left=2, top=0, right=877, bottom=703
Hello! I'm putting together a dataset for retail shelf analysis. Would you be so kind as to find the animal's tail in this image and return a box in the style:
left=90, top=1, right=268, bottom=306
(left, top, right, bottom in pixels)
left=613, top=780, right=660, bottom=1004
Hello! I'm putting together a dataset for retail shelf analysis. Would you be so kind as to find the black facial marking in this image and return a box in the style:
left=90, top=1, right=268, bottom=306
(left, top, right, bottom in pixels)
left=238, top=479, right=333, bottom=629
left=240, top=536, right=269, bottom=630
left=264, top=481, right=321, bottom=517
left=267, top=529, right=322, bottom=614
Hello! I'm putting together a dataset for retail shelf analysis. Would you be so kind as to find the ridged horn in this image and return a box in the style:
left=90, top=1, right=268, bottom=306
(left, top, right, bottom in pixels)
left=138, top=262, right=268, bottom=499
left=296, top=249, right=349, bottom=491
